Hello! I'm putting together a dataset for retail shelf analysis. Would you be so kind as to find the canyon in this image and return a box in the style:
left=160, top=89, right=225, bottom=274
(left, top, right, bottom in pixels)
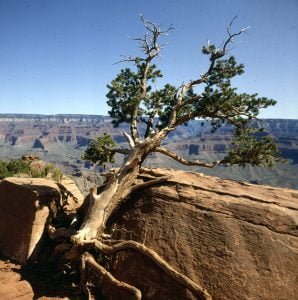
left=0, top=114, right=297, bottom=189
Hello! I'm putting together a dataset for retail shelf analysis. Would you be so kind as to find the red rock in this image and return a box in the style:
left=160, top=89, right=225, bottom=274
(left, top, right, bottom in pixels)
left=0, top=178, right=60, bottom=264
left=106, top=168, right=298, bottom=300
left=0, top=177, right=83, bottom=265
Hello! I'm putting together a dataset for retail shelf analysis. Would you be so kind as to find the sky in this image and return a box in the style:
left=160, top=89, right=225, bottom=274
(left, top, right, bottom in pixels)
left=0, top=0, right=297, bottom=118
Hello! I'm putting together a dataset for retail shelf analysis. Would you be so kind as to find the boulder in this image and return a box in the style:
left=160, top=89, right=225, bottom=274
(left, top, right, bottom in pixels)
left=0, top=177, right=83, bottom=264
left=106, top=168, right=298, bottom=300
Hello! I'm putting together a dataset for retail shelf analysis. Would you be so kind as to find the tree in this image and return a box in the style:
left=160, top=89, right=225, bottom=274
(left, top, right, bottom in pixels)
left=49, top=16, right=279, bottom=299
left=82, top=133, right=117, bottom=168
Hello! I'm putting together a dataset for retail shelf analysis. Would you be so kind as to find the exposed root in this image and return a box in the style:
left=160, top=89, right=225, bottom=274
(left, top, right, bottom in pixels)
left=53, top=242, right=73, bottom=257
left=80, top=253, right=92, bottom=300
left=48, top=225, right=76, bottom=240
left=63, top=245, right=81, bottom=261
left=121, top=175, right=171, bottom=200
left=80, top=239, right=212, bottom=300
left=101, top=233, right=112, bottom=240
left=81, top=252, right=142, bottom=300
left=71, top=228, right=95, bottom=244
left=129, top=175, right=171, bottom=192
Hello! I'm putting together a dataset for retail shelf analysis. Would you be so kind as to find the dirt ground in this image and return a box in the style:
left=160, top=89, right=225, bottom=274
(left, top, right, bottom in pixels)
left=0, top=254, right=82, bottom=300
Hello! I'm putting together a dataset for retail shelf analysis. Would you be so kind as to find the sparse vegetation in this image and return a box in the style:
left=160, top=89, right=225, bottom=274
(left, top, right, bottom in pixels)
left=0, top=159, right=30, bottom=179
left=0, top=158, right=63, bottom=182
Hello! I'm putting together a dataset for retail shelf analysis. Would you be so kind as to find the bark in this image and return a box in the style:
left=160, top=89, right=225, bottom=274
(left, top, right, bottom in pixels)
left=72, top=141, right=151, bottom=243
left=81, top=252, right=142, bottom=300
left=81, top=240, right=212, bottom=300
left=72, top=127, right=171, bottom=244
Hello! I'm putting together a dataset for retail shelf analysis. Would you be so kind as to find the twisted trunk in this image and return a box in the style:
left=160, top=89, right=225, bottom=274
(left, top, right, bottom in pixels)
left=68, top=131, right=212, bottom=299
left=72, top=141, right=152, bottom=243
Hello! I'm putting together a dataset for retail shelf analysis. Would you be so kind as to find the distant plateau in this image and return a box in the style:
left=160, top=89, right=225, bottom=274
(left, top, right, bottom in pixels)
left=0, top=114, right=297, bottom=189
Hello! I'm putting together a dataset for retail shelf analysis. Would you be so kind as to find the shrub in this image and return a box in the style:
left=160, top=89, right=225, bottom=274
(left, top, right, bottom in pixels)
left=0, top=161, right=11, bottom=179
left=52, top=167, right=63, bottom=182
left=0, top=158, right=64, bottom=182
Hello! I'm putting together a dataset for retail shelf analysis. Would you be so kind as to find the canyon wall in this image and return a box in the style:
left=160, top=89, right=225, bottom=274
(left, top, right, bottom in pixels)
left=0, top=114, right=297, bottom=188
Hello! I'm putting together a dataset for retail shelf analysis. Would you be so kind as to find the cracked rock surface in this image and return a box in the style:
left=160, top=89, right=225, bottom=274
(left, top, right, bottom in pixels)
left=107, top=168, right=298, bottom=300
left=0, top=169, right=297, bottom=299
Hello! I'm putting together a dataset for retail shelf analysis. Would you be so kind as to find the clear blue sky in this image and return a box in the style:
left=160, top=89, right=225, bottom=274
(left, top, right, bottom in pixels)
left=0, top=0, right=297, bottom=118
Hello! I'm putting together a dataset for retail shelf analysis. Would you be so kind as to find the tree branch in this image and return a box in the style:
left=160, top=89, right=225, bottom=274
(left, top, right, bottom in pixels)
left=104, top=146, right=130, bottom=155
left=128, top=16, right=174, bottom=142
left=48, top=225, right=76, bottom=240
left=154, top=146, right=227, bottom=168
left=165, top=18, right=248, bottom=130
left=144, top=101, right=161, bottom=138
left=175, top=95, right=203, bottom=111
left=123, top=131, right=135, bottom=149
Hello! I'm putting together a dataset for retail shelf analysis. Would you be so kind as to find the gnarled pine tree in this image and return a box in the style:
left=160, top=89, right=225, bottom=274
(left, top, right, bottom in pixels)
left=50, top=16, right=279, bottom=300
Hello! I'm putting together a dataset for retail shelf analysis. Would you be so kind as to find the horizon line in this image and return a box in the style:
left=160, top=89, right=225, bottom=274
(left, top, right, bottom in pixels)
left=0, top=113, right=297, bottom=121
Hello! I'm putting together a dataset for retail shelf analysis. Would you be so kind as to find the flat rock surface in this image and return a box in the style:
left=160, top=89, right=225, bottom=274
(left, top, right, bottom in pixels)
left=107, top=168, right=298, bottom=300
left=0, top=169, right=297, bottom=299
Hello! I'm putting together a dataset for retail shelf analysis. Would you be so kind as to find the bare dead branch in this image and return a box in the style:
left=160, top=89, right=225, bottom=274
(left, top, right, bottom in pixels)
left=123, top=131, right=135, bottom=149
left=223, top=17, right=250, bottom=54
left=154, top=147, right=227, bottom=168
left=114, top=55, right=145, bottom=65
left=127, top=16, right=173, bottom=142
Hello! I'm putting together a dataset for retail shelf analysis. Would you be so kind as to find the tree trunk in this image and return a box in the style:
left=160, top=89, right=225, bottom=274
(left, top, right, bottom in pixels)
left=68, top=133, right=212, bottom=299
left=72, top=141, right=150, bottom=243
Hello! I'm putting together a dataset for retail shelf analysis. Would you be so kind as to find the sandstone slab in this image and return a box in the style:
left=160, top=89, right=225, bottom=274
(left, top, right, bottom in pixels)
left=107, top=168, right=298, bottom=300
left=0, top=177, right=83, bottom=265
left=0, top=178, right=60, bottom=264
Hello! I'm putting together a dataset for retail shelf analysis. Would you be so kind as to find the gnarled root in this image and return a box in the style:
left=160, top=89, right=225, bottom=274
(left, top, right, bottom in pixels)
left=81, top=252, right=142, bottom=300
left=48, top=225, right=76, bottom=240
left=80, top=239, right=212, bottom=300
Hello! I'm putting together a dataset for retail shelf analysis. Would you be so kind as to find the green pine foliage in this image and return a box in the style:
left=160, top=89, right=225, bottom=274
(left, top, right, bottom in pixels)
left=87, top=18, right=280, bottom=168
left=82, top=133, right=117, bottom=164
left=106, top=64, right=162, bottom=127
left=225, top=127, right=280, bottom=167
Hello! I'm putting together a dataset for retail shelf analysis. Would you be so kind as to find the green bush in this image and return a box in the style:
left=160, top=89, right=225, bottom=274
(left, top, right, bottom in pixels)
left=6, top=159, right=30, bottom=174
left=52, top=168, right=63, bottom=182
left=0, top=159, right=64, bottom=182
left=29, top=165, right=46, bottom=178
left=0, top=159, right=30, bottom=179
left=44, top=164, right=54, bottom=176
left=0, top=161, right=11, bottom=179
